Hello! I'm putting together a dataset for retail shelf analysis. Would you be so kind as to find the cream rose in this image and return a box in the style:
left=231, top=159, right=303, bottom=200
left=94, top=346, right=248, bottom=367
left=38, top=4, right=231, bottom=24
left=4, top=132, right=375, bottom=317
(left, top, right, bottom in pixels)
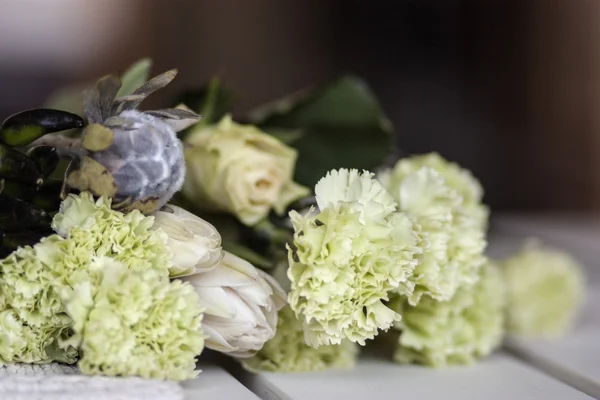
left=183, top=116, right=309, bottom=226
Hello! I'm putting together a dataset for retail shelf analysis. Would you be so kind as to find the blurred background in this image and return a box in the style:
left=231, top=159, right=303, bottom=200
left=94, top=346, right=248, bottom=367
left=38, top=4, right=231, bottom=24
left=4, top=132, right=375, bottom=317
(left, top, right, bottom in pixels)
left=1, top=0, right=598, bottom=212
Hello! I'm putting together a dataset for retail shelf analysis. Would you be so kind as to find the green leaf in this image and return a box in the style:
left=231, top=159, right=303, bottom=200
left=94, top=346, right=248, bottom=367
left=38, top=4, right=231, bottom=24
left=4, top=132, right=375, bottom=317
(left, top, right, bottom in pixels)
left=260, top=128, right=304, bottom=145
left=0, top=109, right=84, bottom=147
left=117, top=69, right=178, bottom=112
left=44, top=84, right=87, bottom=117
left=0, top=144, right=43, bottom=186
left=117, top=58, right=153, bottom=98
left=222, top=241, right=274, bottom=270
left=176, top=77, right=235, bottom=130
left=44, top=86, right=89, bottom=137
left=250, top=75, right=393, bottom=187
left=0, top=195, right=51, bottom=231
left=48, top=158, right=72, bottom=181
left=44, top=58, right=153, bottom=118
left=0, top=230, right=47, bottom=257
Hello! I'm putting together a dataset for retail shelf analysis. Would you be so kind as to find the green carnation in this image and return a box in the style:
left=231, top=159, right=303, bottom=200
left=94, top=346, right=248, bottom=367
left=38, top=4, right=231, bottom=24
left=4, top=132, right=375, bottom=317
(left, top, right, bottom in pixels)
left=0, top=309, right=75, bottom=365
left=66, top=258, right=205, bottom=381
left=288, top=169, right=419, bottom=347
left=0, top=235, right=92, bottom=364
left=378, top=155, right=487, bottom=305
left=379, top=152, right=488, bottom=229
left=0, top=192, right=175, bottom=365
left=394, top=261, right=506, bottom=367
left=502, top=241, right=585, bottom=338
left=52, top=192, right=172, bottom=277
left=242, top=306, right=358, bottom=373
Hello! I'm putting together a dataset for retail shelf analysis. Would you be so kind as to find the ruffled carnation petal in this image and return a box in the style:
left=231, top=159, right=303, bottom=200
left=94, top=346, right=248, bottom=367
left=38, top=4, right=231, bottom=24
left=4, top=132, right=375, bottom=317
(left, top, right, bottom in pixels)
left=242, top=306, right=358, bottom=373
left=394, top=261, right=506, bottom=367
left=53, top=192, right=172, bottom=277
left=66, top=259, right=204, bottom=381
left=378, top=154, right=488, bottom=304
left=288, top=169, right=419, bottom=346
left=0, top=192, right=174, bottom=365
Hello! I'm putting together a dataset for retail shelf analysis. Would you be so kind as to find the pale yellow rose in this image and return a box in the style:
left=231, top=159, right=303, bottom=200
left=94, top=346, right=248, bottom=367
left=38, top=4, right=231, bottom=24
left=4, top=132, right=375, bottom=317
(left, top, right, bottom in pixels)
left=183, top=116, right=309, bottom=226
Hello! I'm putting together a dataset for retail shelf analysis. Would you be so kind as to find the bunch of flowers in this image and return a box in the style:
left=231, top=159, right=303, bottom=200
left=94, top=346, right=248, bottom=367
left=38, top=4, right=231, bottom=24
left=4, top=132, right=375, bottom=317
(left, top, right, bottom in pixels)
left=0, top=58, right=586, bottom=383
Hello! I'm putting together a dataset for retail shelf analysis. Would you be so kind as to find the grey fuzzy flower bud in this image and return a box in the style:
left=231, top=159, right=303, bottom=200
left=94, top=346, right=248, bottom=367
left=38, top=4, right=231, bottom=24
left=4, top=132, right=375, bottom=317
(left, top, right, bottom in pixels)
left=61, top=70, right=200, bottom=214
left=93, top=110, right=185, bottom=209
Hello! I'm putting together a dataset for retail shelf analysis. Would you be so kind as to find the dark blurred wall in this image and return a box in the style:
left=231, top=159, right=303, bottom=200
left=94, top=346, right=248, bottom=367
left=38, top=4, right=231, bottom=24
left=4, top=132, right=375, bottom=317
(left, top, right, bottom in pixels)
left=525, top=0, right=600, bottom=210
left=330, top=0, right=528, bottom=210
left=0, top=0, right=598, bottom=211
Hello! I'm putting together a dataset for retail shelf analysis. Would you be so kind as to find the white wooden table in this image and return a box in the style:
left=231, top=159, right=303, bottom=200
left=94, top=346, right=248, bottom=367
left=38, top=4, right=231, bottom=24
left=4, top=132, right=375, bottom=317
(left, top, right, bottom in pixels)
left=489, top=215, right=600, bottom=399
left=182, top=363, right=259, bottom=399
left=180, top=215, right=599, bottom=399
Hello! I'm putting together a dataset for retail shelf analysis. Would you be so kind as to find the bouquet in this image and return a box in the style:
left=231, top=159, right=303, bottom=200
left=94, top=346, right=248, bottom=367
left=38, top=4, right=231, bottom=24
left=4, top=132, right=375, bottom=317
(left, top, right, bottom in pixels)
left=0, top=59, right=586, bottom=380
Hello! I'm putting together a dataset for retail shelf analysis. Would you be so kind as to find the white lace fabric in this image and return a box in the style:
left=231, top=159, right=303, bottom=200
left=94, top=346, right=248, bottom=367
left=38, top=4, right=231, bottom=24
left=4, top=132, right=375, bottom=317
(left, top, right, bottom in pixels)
left=0, top=363, right=183, bottom=400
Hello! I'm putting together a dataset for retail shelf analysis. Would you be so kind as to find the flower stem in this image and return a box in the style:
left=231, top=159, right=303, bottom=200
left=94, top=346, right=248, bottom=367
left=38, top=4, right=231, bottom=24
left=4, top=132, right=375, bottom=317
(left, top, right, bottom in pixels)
left=29, top=134, right=84, bottom=158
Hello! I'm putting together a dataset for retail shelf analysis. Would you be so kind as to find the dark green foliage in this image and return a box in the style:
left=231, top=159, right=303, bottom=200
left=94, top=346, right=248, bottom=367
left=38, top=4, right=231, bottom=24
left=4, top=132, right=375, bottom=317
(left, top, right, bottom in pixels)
left=31, top=180, right=64, bottom=212
left=0, top=195, right=53, bottom=232
left=251, top=76, right=393, bottom=187
left=0, top=144, right=43, bottom=186
left=176, top=77, right=235, bottom=138
left=27, top=146, right=60, bottom=179
left=0, top=109, right=84, bottom=146
left=172, top=74, right=394, bottom=268
left=0, top=230, right=47, bottom=258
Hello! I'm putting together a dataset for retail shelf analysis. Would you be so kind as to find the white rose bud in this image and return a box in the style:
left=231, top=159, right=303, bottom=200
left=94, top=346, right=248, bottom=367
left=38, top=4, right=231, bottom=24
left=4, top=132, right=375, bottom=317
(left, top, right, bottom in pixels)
left=183, top=115, right=309, bottom=226
left=181, top=251, right=286, bottom=358
left=152, top=204, right=223, bottom=277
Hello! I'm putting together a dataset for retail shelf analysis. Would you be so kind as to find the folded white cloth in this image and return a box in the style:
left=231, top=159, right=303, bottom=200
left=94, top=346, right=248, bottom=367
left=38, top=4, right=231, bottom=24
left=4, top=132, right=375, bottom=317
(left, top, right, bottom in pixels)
left=0, top=363, right=183, bottom=400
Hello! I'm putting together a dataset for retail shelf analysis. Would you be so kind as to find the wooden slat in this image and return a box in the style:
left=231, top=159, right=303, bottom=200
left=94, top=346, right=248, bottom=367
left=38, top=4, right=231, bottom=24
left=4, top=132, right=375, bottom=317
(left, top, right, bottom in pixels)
left=182, top=364, right=259, bottom=400
left=230, top=354, right=592, bottom=400
left=490, top=214, right=600, bottom=282
left=505, top=287, right=600, bottom=398
left=489, top=216, right=600, bottom=397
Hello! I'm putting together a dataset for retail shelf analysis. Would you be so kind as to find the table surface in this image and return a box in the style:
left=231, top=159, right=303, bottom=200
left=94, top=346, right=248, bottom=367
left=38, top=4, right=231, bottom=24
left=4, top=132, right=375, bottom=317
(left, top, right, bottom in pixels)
left=180, top=215, right=599, bottom=400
